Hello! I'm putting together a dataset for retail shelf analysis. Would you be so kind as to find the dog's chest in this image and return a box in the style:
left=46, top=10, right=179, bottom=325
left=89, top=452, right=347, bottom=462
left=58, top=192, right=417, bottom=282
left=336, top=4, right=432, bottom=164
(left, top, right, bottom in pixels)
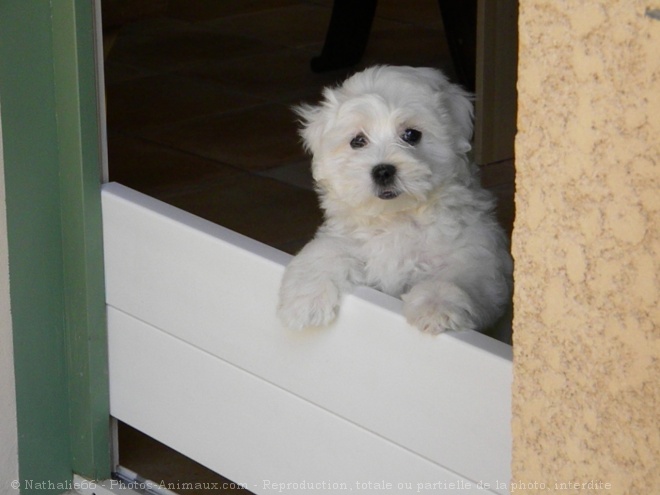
left=354, top=223, right=437, bottom=296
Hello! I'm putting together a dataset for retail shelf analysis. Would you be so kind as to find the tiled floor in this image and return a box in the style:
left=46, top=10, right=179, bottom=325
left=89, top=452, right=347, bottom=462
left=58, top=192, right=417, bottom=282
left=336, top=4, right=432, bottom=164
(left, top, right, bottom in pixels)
left=103, top=0, right=514, bottom=491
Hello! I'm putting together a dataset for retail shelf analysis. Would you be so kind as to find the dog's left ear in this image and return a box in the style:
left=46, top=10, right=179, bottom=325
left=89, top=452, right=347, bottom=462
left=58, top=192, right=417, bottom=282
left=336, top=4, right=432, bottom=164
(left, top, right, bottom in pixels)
left=418, top=68, right=474, bottom=153
left=442, top=81, right=474, bottom=153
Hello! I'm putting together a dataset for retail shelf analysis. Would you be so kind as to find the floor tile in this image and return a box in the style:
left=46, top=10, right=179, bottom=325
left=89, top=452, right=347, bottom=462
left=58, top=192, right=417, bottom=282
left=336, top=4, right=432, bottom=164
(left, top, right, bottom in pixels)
left=160, top=174, right=322, bottom=252
left=138, top=103, right=307, bottom=172
left=118, top=422, right=252, bottom=494
left=164, top=0, right=300, bottom=22
left=106, top=72, right=264, bottom=132
left=202, top=4, right=332, bottom=49
left=102, top=59, right=157, bottom=85
left=107, top=18, right=275, bottom=73
left=374, top=0, right=444, bottom=28
left=182, top=47, right=349, bottom=103
left=358, top=20, right=454, bottom=73
left=106, top=73, right=263, bottom=132
left=255, top=159, right=315, bottom=191
left=107, top=133, right=244, bottom=197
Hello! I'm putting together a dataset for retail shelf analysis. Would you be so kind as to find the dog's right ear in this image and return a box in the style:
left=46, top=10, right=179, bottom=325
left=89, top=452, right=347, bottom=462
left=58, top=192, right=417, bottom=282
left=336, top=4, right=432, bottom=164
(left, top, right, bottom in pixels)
left=293, top=103, right=323, bottom=154
left=293, top=88, right=338, bottom=155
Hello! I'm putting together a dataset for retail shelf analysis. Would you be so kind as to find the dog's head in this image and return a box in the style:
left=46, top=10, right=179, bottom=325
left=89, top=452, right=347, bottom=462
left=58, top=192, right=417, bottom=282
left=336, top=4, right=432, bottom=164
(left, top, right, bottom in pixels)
left=295, top=66, right=475, bottom=217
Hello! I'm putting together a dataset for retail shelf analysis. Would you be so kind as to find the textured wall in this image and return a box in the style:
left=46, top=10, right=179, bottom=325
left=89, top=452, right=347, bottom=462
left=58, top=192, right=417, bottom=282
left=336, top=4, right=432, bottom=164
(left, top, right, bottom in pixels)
left=512, top=1, right=659, bottom=493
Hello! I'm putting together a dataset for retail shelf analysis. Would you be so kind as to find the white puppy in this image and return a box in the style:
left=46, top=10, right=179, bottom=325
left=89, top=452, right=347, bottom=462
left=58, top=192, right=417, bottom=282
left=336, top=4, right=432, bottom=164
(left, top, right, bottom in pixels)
left=278, top=66, right=512, bottom=334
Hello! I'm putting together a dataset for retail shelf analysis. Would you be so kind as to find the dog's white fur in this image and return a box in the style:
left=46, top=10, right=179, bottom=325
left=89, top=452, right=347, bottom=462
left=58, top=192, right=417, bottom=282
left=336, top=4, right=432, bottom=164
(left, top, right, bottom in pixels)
left=278, top=66, right=512, bottom=334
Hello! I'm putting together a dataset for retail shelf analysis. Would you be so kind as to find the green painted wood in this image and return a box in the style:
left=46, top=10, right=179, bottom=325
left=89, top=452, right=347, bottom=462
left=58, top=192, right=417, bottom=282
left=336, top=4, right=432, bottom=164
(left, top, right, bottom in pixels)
left=0, top=1, right=73, bottom=491
left=52, top=1, right=111, bottom=480
left=0, top=0, right=110, bottom=489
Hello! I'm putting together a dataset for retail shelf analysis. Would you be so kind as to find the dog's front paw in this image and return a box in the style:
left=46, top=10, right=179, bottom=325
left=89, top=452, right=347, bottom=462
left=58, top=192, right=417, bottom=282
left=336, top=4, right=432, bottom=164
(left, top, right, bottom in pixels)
left=277, top=280, right=341, bottom=330
left=402, top=300, right=473, bottom=334
left=402, top=283, right=476, bottom=334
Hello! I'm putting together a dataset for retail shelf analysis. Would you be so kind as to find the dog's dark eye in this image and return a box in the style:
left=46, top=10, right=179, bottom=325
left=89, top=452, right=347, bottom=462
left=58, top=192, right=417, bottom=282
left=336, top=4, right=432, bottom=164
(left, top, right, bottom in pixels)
left=350, top=133, right=368, bottom=149
left=401, top=128, right=422, bottom=145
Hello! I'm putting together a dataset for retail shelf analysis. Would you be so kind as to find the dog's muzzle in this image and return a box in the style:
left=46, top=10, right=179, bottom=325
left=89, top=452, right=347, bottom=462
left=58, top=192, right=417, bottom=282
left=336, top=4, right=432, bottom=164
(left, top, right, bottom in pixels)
left=371, top=163, right=400, bottom=200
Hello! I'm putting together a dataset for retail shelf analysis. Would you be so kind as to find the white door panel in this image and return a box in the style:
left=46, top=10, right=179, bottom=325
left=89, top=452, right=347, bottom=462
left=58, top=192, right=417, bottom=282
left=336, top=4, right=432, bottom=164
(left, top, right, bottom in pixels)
left=103, top=183, right=512, bottom=494
left=109, top=308, right=496, bottom=494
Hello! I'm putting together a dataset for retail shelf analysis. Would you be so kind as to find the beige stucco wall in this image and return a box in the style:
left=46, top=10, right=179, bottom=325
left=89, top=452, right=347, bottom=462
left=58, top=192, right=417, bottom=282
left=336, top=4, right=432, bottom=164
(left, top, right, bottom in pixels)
left=512, top=1, right=659, bottom=493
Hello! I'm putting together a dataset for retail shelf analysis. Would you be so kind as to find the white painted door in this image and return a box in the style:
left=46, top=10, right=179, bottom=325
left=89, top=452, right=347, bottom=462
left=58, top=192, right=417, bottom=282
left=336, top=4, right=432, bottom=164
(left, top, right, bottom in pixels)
left=103, top=182, right=512, bottom=495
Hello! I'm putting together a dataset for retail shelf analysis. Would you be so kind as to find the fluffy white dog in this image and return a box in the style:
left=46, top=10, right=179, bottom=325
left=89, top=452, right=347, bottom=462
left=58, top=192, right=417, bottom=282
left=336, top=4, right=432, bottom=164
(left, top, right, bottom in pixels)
left=278, top=66, right=512, bottom=334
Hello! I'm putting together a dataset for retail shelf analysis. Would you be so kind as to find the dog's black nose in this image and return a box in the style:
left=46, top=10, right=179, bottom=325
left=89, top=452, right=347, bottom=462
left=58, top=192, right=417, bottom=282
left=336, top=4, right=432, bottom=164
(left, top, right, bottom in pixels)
left=371, top=164, right=397, bottom=186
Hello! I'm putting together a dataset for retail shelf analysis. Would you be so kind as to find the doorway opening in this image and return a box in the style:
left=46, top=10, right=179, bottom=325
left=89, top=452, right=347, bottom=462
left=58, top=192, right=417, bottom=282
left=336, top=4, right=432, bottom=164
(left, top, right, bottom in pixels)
left=101, top=0, right=516, bottom=491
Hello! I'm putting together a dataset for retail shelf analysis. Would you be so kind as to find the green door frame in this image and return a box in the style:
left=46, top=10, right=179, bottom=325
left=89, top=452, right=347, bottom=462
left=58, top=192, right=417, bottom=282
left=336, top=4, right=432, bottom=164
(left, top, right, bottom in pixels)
left=0, top=0, right=110, bottom=491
